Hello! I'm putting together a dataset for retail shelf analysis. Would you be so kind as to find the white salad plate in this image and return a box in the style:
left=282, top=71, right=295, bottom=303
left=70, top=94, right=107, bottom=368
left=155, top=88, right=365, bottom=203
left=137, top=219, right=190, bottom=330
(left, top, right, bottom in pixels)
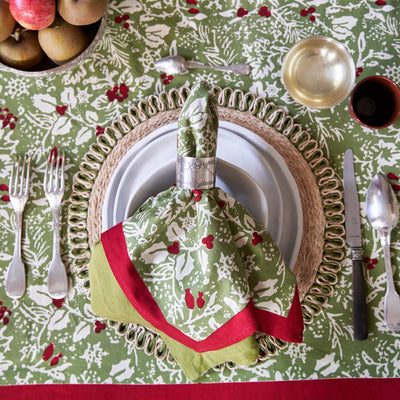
left=102, top=121, right=303, bottom=270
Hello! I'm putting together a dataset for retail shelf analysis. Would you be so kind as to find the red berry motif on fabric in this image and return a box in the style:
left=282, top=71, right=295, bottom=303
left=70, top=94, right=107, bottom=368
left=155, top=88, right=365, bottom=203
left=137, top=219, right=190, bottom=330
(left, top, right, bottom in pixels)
left=202, top=234, right=214, bottom=250
left=193, top=189, right=203, bottom=202
left=356, top=67, right=363, bottom=77
left=0, top=300, right=12, bottom=325
left=42, top=343, right=54, bottom=361
left=185, top=289, right=195, bottom=309
left=50, top=353, right=63, bottom=366
left=364, top=256, right=378, bottom=270
left=56, top=105, right=67, bottom=115
left=186, top=0, right=199, bottom=13
left=161, top=73, right=174, bottom=85
left=252, top=232, right=263, bottom=245
left=375, top=0, right=387, bottom=5
left=52, top=298, right=65, bottom=308
left=197, top=292, right=205, bottom=309
left=0, top=107, right=18, bottom=129
left=95, top=320, right=107, bottom=333
left=0, top=183, right=9, bottom=202
left=115, top=14, right=130, bottom=28
left=259, top=6, right=271, bottom=17
left=42, top=343, right=63, bottom=366
left=106, top=83, right=129, bottom=102
left=300, top=7, right=316, bottom=21
left=387, top=171, right=400, bottom=192
left=387, top=172, right=399, bottom=181
left=96, top=126, right=105, bottom=136
left=217, top=200, right=225, bottom=208
left=168, top=241, right=180, bottom=254
left=49, top=146, right=63, bottom=168
left=237, top=7, right=248, bottom=17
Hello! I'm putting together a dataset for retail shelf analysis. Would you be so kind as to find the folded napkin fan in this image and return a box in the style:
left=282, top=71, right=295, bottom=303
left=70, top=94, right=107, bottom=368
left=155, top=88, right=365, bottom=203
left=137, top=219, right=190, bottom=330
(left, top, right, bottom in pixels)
left=90, top=82, right=303, bottom=380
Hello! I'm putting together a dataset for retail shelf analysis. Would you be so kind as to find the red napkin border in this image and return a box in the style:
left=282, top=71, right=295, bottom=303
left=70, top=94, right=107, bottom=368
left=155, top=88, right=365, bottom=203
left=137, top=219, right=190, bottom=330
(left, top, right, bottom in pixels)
left=101, top=222, right=303, bottom=352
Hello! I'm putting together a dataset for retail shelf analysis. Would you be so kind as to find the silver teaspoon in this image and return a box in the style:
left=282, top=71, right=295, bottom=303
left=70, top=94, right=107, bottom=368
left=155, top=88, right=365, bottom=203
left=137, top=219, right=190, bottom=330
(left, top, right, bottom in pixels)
left=366, top=173, right=400, bottom=331
left=155, top=55, right=252, bottom=76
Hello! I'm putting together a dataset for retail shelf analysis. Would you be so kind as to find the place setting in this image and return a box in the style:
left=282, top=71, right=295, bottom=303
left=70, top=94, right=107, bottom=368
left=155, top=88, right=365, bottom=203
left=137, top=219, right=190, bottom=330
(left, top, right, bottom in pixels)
left=68, top=76, right=346, bottom=378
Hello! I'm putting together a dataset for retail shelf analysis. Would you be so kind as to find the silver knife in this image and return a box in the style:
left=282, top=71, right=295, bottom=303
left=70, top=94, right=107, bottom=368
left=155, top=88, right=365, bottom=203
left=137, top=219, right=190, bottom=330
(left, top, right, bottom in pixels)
left=343, top=148, right=368, bottom=340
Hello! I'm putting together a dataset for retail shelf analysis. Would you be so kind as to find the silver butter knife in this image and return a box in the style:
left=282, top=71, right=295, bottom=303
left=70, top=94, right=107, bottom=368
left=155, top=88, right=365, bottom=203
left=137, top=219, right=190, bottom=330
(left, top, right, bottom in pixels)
left=343, top=148, right=368, bottom=340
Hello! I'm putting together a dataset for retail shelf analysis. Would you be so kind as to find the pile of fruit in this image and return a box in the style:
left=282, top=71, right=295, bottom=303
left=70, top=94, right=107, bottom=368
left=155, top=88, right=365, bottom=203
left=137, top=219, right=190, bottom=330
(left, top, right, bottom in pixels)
left=0, top=0, right=107, bottom=71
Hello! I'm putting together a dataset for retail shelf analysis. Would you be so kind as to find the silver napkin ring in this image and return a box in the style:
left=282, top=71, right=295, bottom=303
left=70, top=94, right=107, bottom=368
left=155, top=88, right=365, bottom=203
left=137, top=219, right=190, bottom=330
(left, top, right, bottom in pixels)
left=176, top=155, right=217, bottom=189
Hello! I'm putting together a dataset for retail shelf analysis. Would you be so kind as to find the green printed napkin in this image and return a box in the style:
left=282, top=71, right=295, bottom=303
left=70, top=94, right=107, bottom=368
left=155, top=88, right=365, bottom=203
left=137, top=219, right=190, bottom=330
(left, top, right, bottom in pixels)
left=90, top=82, right=303, bottom=380
left=90, top=240, right=260, bottom=381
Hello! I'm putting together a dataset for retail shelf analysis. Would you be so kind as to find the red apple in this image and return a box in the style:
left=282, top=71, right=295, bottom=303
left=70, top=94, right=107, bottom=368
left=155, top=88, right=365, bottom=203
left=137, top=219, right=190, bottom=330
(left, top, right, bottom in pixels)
left=9, top=0, right=56, bottom=30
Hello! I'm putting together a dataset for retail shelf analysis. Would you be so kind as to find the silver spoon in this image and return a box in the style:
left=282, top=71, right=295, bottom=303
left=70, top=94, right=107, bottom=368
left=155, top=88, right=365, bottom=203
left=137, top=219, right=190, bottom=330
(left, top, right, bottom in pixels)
left=154, top=55, right=252, bottom=76
left=366, top=173, right=400, bottom=331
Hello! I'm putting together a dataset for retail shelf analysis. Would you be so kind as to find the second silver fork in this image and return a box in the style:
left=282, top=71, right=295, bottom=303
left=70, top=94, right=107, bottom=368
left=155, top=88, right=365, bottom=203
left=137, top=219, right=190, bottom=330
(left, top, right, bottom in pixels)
left=44, top=150, right=68, bottom=299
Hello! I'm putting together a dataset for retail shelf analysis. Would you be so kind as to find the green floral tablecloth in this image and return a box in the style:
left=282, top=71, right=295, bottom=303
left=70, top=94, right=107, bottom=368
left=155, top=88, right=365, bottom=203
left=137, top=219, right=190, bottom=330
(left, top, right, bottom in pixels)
left=0, top=0, right=400, bottom=384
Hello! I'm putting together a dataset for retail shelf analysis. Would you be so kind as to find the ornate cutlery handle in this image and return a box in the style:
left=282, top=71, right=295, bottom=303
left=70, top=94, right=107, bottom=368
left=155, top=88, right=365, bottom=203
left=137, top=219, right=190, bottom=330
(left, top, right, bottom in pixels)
left=5, top=210, right=26, bottom=298
left=185, top=60, right=252, bottom=76
left=381, top=232, right=400, bottom=331
left=47, top=205, right=68, bottom=299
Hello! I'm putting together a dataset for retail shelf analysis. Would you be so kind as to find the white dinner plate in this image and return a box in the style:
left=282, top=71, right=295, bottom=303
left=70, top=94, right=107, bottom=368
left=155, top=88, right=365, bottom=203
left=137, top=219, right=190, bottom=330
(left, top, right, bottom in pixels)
left=102, top=121, right=303, bottom=270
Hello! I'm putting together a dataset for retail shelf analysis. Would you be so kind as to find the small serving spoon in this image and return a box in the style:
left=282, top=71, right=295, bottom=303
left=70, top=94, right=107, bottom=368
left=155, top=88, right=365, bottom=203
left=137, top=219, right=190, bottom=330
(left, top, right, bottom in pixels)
left=366, top=173, right=400, bottom=331
left=155, top=55, right=252, bottom=76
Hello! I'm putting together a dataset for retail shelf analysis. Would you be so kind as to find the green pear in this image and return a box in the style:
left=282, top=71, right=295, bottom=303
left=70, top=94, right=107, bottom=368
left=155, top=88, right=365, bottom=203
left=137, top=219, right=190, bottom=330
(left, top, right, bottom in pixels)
left=0, top=0, right=16, bottom=43
left=0, top=29, right=44, bottom=70
left=57, top=0, right=107, bottom=26
left=38, top=17, right=88, bottom=65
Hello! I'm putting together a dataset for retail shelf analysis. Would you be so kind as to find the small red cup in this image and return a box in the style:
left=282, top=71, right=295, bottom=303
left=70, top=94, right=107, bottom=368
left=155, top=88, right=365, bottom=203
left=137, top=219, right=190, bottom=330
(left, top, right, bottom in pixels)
left=349, top=76, right=400, bottom=129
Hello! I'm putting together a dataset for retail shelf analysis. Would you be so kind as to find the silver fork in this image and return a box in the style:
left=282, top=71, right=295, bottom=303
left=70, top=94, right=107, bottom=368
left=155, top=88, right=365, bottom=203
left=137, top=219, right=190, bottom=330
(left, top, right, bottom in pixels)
left=44, top=150, right=68, bottom=299
left=5, top=155, right=31, bottom=299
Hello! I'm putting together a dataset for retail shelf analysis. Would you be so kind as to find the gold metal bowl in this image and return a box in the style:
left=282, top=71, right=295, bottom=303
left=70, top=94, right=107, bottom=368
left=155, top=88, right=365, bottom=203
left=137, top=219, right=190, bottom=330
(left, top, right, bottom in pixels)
left=0, top=13, right=107, bottom=77
left=282, top=36, right=355, bottom=109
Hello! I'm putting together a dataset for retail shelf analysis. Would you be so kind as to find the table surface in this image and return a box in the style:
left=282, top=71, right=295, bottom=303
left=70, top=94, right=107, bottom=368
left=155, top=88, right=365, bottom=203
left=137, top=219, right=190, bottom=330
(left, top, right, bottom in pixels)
left=0, top=0, right=400, bottom=388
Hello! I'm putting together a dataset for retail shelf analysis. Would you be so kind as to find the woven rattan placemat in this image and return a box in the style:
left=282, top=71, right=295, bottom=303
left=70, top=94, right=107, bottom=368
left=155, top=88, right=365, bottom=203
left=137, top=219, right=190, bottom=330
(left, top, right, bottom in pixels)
left=68, top=86, right=345, bottom=366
